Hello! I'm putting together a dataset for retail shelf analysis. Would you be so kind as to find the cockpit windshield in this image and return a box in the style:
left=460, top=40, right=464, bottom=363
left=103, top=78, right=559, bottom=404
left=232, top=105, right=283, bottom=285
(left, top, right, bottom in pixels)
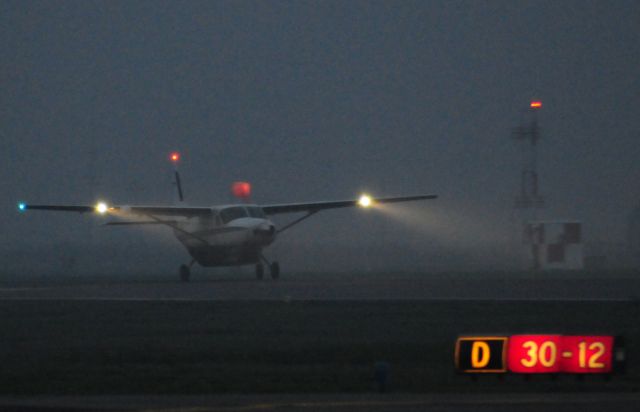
left=219, top=206, right=248, bottom=224
left=247, top=206, right=266, bottom=218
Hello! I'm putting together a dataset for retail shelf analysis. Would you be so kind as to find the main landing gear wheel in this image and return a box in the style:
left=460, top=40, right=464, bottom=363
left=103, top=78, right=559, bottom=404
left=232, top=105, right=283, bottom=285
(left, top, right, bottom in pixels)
left=256, top=260, right=279, bottom=280
left=270, top=262, right=280, bottom=280
left=179, top=264, right=190, bottom=282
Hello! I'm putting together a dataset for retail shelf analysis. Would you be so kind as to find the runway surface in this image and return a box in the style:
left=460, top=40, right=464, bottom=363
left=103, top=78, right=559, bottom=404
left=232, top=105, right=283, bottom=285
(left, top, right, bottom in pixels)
left=2, top=274, right=638, bottom=410
left=1, top=273, right=639, bottom=301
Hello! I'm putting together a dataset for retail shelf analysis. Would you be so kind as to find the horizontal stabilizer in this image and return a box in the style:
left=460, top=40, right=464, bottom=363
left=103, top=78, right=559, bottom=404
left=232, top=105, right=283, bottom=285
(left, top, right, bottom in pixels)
left=103, top=221, right=177, bottom=226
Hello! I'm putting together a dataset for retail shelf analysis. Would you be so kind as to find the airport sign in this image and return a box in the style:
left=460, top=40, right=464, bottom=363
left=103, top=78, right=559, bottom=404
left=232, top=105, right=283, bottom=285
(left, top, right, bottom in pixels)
left=456, top=335, right=615, bottom=374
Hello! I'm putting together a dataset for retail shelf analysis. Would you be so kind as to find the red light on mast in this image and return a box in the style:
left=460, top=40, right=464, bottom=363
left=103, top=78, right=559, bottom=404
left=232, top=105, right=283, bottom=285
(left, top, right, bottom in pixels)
left=530, top=101, right=542, bottom=109
left=232, top=181, right=251, bottom=200
left=170, top=152, right=180, bottom=163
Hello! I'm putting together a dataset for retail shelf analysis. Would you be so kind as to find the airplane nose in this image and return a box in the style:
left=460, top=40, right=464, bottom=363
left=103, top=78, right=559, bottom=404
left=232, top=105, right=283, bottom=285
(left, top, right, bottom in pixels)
left=252, top=223, right=276, bottom=246
left=253, top=223, right=276, bottom=237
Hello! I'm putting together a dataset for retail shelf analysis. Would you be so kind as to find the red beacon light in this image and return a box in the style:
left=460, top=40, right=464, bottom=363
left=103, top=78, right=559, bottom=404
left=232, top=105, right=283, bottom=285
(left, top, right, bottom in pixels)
left=170, top=152, right=181, bottom=163
left=232, top=181, right=252, bottom=200
left=530, top=101, right=542, bottom=109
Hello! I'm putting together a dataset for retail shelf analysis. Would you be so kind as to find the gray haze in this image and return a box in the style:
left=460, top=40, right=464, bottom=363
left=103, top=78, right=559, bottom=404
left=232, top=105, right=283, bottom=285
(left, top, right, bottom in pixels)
left=2, top=1, right=639, bottom=276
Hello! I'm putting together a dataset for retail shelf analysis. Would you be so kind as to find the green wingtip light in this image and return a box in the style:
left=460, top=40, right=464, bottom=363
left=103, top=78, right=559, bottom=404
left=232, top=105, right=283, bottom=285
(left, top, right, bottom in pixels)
left=18, top=202, right=26, bottom=212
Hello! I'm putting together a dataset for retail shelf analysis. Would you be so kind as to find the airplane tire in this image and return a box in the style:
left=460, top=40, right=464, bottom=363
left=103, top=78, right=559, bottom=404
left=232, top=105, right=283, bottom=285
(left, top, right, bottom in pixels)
left=270, top=262, right=280, bottom=280
left=180, top=264, right=190, bottom=282
left=256, top=263, right=264, bottom=280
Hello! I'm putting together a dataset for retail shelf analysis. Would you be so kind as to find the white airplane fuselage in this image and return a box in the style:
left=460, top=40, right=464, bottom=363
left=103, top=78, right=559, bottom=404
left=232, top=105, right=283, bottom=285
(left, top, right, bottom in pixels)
left=173, top=205, right=276, bottom=267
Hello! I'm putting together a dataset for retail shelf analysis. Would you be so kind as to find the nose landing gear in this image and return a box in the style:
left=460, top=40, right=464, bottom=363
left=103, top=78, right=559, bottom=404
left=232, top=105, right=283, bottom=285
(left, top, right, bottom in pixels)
left=179, top=259, right=196, bottom=282
left=257, top=255, right=280, bottom=280
left=270, top=261, right=280, bottom=280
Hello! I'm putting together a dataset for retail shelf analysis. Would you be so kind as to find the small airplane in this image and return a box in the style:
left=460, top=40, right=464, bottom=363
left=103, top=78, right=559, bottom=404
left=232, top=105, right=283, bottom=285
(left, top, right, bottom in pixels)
left=18, top=153, right=437, bottom=281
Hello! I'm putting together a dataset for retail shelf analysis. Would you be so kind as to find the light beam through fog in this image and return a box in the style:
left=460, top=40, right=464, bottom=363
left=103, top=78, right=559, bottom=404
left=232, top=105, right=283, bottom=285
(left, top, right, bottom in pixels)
left=374, top=203, right=521, bottom=269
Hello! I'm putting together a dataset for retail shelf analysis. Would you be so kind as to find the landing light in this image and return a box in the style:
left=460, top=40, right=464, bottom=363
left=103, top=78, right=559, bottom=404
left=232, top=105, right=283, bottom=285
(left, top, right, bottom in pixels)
left=95, top=202, right=109, bottom=214
left=358, top=194, right=373, bottom=208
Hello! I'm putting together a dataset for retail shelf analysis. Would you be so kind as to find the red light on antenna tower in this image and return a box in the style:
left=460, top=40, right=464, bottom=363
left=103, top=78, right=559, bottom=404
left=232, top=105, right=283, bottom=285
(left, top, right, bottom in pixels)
left=530, top=101, right=542, bottom=109
left=170, top=152, right=180, bottom=163
left=232, top=181, right=252, bottom=199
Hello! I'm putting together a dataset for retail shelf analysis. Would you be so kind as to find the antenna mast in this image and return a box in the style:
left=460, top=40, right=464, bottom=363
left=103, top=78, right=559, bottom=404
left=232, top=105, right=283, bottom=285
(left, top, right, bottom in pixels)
left=170, top=152, right=184, bottom=202
left=512, top=101, right=544, bottom=215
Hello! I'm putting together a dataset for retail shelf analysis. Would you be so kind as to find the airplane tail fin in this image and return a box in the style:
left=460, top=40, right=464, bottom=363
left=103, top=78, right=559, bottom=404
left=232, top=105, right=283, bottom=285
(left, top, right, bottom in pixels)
left=174, top=170, right=184, bottom=202
left=170, top=152, right=184, bottom=202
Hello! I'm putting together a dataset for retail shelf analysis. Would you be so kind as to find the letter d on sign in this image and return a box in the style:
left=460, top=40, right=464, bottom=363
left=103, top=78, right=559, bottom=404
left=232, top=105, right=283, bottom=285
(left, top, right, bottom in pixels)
left=455, top=336, right=508, bottom=373
left=471, top=341, right=490, bottom=368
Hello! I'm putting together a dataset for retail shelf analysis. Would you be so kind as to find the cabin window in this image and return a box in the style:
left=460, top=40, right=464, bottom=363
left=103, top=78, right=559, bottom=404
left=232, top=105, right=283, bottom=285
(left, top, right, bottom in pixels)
left=199, top=211, right=219, bottom=226
left=247, top=206, right=266, bottom=218
left=220, top=206, right=248, bottom=224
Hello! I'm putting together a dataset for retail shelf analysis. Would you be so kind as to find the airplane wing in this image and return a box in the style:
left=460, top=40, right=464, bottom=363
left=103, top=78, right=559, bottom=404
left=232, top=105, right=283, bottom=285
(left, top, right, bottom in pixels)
left=19, top=193, right=437, bottom=217
left=19, top=203, right=212, bottom=217
left=262, top=194, right=437, bottom=215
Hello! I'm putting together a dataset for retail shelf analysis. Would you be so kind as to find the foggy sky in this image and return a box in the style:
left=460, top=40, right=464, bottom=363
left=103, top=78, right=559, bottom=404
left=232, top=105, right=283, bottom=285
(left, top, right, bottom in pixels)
left=2, top=1, right=639, bottom=275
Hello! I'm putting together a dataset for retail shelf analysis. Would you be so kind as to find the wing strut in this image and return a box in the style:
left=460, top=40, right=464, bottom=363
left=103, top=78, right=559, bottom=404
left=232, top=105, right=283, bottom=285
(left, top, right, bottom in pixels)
left=276, top=211, right=318, bottom=235
left=144, top=214, right=210, bottom=245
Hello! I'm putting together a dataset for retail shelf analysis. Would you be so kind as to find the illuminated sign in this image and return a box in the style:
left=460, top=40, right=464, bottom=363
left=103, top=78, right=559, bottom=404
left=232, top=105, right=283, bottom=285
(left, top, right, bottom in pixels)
left=456, top=335, right=615, bottom=374
left=455, top=337, right=508, bottom=373
left=559, top=336, right=613, bottom=374
left=508, top=335, right=562, bottom=373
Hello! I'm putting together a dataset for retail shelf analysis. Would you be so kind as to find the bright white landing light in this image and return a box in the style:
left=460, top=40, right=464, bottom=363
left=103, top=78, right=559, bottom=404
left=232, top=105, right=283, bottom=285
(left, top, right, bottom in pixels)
left=95, top=202, right=109, bottom=214
left=358, top=194, right=373, bottom=208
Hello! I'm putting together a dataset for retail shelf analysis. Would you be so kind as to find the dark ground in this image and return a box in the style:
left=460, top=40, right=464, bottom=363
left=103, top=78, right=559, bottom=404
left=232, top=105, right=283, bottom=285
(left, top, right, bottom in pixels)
left=1, top=272, right=639, bottom=410
left=0, top=297, right=638, bottom=394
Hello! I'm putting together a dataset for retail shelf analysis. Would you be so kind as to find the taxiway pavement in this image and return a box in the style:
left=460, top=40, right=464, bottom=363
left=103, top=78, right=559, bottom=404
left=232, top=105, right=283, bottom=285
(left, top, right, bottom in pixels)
left=1, top=274, right=639, bottom=301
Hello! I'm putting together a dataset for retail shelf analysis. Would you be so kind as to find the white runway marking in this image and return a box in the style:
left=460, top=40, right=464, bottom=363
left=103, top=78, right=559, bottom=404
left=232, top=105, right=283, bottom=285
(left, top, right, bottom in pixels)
left=0, top=275, right=639, bottom=302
